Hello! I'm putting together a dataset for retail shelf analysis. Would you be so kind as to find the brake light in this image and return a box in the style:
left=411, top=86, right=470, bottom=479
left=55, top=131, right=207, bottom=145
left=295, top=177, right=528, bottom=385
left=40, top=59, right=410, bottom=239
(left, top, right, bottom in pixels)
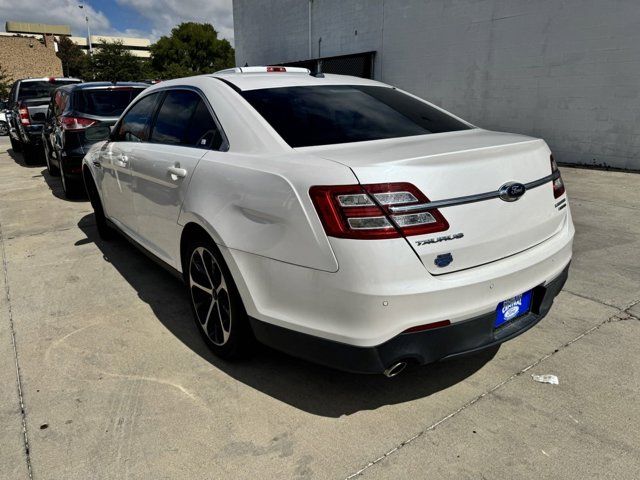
left=60, top=116, right=97, bottom=131
left=309, top=183, right=449, bottom=240
left=266, top=66, right=286, bottom=72
left=18, top=103, right=30, bottom=125
left=550, top=155, right=565, bottom=198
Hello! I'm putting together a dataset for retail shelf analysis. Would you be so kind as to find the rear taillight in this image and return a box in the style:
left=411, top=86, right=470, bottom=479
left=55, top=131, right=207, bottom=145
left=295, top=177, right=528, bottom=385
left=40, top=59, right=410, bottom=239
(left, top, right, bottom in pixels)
left=309, top=183, right=449, bottom=240
left=60, top=116, right=97, bottom=131
left=18, top=104, right=30, bottom=125
left=550, top=155, right=565, bottom=198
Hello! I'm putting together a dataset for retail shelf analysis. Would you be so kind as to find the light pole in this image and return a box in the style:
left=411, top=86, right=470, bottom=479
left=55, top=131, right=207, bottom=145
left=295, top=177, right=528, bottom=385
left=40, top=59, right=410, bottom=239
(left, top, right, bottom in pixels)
left=78, top=4, right=92, bottom=55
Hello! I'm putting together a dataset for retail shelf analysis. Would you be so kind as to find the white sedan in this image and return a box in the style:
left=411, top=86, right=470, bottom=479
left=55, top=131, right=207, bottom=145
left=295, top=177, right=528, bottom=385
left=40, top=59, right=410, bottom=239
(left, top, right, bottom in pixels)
left=82, top=66, right=574, bottom=377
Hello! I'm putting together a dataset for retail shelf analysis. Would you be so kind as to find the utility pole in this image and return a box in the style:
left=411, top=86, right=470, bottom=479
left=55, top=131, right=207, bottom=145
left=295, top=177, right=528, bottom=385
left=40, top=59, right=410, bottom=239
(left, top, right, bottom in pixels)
left=78, top=4, right=92, bottom=55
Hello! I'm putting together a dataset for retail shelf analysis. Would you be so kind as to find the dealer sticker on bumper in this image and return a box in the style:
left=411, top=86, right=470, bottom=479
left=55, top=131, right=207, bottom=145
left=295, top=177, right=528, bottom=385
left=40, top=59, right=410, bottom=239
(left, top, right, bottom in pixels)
left=495, top=290, right=533, bottom=328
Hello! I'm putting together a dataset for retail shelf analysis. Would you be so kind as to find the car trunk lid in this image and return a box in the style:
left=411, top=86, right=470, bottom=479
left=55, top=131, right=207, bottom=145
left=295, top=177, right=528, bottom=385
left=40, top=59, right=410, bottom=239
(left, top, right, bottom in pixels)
left=299, top=129, right=566, bottom=274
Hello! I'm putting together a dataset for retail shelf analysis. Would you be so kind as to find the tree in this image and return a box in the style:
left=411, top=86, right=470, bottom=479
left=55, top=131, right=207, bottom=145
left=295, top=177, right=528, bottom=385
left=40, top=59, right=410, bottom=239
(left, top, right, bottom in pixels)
left=0, top=64, right=11, bottom=99
left=88, top=40, right=145, bottom=81
left=150, top=22, right=234, bottom=79
left=56, top=36, right=89, bottom=78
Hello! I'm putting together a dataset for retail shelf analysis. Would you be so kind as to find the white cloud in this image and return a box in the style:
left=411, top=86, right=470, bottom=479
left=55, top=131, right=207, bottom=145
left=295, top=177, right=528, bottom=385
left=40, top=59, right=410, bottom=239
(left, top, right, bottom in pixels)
left=0, top=0, right=111, bottom=37
left=116, top=0, right=234, bottom=43
left=0, top=0, right=234, bottom=44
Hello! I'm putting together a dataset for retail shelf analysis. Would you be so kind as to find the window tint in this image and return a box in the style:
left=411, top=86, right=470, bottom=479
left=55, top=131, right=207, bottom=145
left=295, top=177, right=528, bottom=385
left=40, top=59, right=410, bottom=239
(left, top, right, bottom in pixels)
left=184, top=100, right=224, bottom=150
left=116, top=93, right=159, bottom=142
left=241, top=85, right=471, bottom=148
left=74, top=88, right=146, bottom=117
left=150, top=90, right=200, bottom=145
left=17, top=80, right=80, bottom=100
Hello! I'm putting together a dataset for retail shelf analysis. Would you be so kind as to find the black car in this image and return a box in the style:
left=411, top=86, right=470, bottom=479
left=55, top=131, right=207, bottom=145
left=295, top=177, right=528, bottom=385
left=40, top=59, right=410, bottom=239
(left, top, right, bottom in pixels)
left=7, top=77, right=82, bottom=164
left=42, top=82, right=147, bottom=197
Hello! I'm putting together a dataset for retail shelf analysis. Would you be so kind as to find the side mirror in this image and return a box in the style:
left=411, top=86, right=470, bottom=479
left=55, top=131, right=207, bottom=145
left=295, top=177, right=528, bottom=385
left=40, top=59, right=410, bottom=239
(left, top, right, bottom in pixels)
left=84, top=124, right=112, bottom=143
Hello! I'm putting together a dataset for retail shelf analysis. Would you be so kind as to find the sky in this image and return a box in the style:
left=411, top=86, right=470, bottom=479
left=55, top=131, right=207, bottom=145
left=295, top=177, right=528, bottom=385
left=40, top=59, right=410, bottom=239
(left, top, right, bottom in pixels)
left=0, top=0, right=234, bottom=44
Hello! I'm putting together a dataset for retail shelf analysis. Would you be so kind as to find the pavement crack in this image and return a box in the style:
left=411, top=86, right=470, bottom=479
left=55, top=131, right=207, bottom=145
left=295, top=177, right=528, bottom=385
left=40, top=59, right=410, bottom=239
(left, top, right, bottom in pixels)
left=344, top=307, right=627, bottom=479
left=563, top=289, right=622, bottom=310
left=0, top=221, right=33, bottom=479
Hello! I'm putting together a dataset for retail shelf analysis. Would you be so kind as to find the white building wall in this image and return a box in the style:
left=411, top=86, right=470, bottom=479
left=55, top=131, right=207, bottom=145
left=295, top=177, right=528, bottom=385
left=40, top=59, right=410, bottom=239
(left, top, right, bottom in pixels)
left=233, top=0, right=640, bottom=170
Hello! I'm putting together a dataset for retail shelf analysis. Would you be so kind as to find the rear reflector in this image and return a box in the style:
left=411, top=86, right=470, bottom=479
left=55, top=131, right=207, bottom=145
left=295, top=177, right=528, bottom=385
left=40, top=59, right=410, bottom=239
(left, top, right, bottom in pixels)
left=309, top=183, right=449, bottom=240
left=402, top=320, right=451, bottom=334
left=60, top=116, right=97, bottom=131
left=550, top=155, right=565, bottom=198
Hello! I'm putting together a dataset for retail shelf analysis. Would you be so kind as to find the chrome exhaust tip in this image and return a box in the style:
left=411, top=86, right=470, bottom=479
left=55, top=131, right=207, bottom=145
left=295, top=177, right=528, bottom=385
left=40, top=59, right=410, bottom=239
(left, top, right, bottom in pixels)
left=383, top=361, right=407, bottom=378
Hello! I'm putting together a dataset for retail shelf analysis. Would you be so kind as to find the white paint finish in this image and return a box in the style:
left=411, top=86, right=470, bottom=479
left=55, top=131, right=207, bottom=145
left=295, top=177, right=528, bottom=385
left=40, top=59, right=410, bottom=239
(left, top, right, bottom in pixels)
left=302, top=128, right=566, bottom=273
left=84, top=72, right=574, bottom=347
left=130, top=143, right=207, bottom=267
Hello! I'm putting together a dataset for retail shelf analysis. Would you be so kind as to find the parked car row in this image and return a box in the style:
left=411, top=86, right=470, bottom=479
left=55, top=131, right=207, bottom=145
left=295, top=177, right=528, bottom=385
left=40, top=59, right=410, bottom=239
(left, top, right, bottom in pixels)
left=5, top=76, right=148, bottom=197
left=73, top=66, right=574, bottom=376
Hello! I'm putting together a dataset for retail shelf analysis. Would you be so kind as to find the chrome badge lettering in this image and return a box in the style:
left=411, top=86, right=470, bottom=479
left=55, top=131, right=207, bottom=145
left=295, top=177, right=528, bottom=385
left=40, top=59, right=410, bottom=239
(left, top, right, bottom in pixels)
left=415, top=233, right=464, bottom=246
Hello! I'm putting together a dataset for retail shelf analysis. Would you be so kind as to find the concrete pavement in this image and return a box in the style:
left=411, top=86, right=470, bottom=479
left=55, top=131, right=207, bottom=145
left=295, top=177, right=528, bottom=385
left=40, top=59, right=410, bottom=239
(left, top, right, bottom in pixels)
left=0, top=136, right=638, bottom=479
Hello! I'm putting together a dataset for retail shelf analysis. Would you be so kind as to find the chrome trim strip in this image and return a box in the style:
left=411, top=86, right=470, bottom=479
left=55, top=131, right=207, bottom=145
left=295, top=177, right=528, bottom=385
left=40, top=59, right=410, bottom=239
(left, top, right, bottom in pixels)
left=389, top=172, right=559, bottom=213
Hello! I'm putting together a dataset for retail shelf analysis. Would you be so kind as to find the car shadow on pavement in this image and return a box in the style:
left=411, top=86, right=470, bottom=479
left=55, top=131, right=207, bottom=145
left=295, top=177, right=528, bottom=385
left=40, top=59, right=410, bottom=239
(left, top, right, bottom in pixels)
left=77, top=215, right=498, bottom=417
left=7, top=147, right=42, bottom=169
left=40, top=167, right=88, bottom=202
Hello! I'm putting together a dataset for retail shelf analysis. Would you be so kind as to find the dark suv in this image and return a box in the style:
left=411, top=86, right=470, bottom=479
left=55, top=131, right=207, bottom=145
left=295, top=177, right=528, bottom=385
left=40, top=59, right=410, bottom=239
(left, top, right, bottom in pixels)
left=42, top=82, right=147, bottom=197
left=7, top=77, right=82, bottom=164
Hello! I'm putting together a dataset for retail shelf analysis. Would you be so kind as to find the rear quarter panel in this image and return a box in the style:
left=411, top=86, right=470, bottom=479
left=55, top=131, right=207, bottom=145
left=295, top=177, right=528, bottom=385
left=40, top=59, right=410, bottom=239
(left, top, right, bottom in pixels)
left=179, top=150, right=357, bottom=272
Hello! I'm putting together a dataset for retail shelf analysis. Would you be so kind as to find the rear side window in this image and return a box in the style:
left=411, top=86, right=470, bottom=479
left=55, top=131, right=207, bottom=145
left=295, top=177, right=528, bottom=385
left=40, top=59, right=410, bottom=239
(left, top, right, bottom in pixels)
left=241, top=85, right=471, bottom=148
left=116, top=92, right=160, bottom=142
left=150, top=90, right=200, bottom=145
left=74, top=88, right=146, bottom=117
left=17, top=80, right=80, bottom=100
left=184, top=100, right=224, bottom=150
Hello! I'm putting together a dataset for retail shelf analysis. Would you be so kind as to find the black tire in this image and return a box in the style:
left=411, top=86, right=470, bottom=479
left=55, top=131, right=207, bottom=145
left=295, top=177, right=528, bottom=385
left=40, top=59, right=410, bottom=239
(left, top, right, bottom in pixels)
left=0, top=122, right=8, bottom=136
left=22, top=143, right=42, bottom=166
left=60, top=161, right=83, bottom=199
left=9, top=136, right=22, bottom=152
left=83, top=169, right=115, bottom=240
left=184, top=235, right=253, bottom=359
left=43, top=139, right=60, bottom=176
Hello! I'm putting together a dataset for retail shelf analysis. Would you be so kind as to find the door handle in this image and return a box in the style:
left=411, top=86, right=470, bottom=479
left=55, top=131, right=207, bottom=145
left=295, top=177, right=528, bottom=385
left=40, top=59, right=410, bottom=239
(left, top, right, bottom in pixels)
left=167, top=166, right=187, bottom=179
left=92, top=161, right=102, bottom=168
left=115, top=154, right=128, bottom=167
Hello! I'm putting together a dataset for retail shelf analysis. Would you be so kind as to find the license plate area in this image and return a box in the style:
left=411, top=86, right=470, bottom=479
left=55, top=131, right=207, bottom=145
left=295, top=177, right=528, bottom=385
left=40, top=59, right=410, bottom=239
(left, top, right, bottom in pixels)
left=495, top=290, right=533, bottom=328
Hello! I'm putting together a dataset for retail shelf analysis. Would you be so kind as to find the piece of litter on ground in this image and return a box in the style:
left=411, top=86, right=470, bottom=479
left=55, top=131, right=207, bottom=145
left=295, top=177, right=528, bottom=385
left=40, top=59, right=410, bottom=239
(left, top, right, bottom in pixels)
left=531, top=374, right=559, bottom=385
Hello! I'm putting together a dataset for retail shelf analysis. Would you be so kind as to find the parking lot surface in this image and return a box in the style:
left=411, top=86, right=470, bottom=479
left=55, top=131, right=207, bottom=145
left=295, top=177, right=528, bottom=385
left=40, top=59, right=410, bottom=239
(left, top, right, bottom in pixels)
left=1, top=136, right=639, bottom=479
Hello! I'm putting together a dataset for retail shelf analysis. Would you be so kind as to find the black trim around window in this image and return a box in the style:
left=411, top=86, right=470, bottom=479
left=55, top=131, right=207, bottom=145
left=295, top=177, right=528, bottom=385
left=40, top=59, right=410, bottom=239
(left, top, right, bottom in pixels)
left=111, top=85, right=229, bottom=152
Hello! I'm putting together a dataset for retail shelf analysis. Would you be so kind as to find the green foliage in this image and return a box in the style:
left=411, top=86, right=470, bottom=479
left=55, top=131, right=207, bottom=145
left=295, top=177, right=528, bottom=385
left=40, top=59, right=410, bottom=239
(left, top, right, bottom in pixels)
left=87, top=40, right=145, bottom=81
left=0, top=64, right=11, bottom=99
left=56, top=36, right=89, bottom=78
left=150, top=22, right=234, bottom=79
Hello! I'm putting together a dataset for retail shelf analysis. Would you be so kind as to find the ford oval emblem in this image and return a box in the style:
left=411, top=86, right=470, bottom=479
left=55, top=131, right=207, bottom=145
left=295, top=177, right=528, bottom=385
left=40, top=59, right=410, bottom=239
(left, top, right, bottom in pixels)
left=434, top=253, right=453, bottom=268
left=499, top=182, right=526, bottom=202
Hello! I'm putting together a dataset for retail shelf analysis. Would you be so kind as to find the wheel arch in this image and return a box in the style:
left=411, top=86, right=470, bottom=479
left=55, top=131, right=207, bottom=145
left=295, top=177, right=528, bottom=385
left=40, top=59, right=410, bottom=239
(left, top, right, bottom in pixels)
left=179, top=220, right=257, bottom=317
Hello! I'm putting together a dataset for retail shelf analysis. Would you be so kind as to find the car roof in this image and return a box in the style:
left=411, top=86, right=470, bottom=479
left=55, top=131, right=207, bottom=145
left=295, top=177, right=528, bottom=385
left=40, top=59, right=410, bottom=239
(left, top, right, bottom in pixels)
left=18, top=77, right=81, bottom=83
left=58, top=82, right=149, bottom=92
left=208, top=71, right=390, bottom=92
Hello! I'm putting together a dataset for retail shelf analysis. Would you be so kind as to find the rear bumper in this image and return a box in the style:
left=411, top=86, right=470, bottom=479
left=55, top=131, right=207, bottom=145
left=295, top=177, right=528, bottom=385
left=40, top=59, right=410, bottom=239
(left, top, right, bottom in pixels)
left=250, top=263, right=569, bottom=374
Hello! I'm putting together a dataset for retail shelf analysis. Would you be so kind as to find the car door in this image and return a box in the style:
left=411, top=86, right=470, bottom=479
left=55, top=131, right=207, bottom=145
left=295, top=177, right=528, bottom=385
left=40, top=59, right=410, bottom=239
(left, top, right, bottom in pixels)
left=100, top=92, right=161, bottom=236
left=131, top=89, right=227, bottom=268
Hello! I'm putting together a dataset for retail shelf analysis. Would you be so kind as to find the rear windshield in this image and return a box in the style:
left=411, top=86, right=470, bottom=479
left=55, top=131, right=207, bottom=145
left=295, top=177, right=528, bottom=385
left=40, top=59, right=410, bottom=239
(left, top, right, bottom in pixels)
left=241, top=85, right=471, bottom=147
left=73, top=88, right=146, bottom=116
left=18, top=80, right=79, bottom=100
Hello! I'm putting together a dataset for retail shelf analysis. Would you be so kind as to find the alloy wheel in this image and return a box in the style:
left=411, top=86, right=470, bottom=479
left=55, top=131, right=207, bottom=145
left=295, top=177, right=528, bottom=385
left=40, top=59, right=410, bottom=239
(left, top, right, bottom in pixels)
left=189, top=246, right=232, bottom=346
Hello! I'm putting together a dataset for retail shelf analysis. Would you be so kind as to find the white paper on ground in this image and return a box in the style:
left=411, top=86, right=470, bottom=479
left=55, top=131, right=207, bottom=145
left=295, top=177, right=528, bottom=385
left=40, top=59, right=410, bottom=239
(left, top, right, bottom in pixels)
left=531, top=374, right=559, bottom=385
